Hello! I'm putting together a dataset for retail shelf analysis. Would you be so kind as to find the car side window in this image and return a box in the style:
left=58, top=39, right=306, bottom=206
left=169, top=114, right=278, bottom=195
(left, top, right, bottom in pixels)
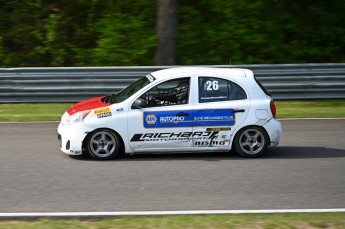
left=199, top=77, right=247, bottom=103
left=140, top=77, right=190, bottom=107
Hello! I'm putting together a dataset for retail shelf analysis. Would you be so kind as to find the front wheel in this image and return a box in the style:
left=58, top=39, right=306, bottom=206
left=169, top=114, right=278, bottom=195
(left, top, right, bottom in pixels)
left=84, top=129, right=121, bottom=160
left=233, top=126, right=269, bottom=158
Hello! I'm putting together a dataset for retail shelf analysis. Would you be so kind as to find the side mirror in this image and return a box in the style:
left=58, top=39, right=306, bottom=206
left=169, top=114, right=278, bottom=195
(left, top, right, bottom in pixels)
left=132, top=98, right=148, bottom=109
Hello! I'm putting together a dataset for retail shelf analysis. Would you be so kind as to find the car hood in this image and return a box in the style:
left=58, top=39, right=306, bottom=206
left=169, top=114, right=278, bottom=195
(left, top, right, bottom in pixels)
left=67, top=96, right=109, bottom=115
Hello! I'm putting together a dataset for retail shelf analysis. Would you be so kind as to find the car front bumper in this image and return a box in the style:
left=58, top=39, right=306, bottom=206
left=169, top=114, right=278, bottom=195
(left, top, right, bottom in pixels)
left=57, top=122, right=90, bottom=155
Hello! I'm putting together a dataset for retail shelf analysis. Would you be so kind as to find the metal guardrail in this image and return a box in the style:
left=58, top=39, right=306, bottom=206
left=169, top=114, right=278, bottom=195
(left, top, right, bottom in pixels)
left=1, top=63, right=345, bottom=103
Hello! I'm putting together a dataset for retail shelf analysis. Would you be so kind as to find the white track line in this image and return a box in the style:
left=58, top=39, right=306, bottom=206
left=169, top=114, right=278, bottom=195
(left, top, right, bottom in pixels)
left=279, top=117, right=345, bottom=120
left=0, top=209, right=344, bottom=218
left=0, top=121, right=59, bottom=124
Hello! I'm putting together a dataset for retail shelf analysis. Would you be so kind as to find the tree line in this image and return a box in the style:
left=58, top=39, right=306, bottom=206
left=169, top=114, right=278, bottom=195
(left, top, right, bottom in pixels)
left=0, top=0, right=344, bottom=67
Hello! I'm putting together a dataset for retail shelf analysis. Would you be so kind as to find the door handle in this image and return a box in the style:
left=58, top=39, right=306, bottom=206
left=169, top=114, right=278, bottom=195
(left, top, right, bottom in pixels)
left=176, top=112, right=189, bottom=117
left=233, top=109, right=245, bottom=113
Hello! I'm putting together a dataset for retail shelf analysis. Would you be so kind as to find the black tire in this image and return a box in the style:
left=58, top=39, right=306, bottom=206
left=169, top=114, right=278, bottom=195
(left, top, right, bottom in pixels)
left=233, top=126, right=269, bottom=158
left=84, top=129, right=121, bottom=160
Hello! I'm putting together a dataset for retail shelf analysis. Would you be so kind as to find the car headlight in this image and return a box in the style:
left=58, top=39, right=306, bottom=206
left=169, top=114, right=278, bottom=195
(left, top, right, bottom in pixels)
left=65, top=110, right=91, bottom=125
left=61, top=112, right=70, bottom=123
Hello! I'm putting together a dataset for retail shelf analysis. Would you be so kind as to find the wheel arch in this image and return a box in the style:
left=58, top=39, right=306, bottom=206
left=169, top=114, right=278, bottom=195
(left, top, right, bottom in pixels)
left=82, top=127, right=125, bottom=155
left=231, top=125, right=271, bottom=149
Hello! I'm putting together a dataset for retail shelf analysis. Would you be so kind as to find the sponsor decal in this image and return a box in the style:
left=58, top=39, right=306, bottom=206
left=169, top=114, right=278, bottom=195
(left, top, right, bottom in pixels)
left=212, top=140, right=229, bottom=146
left=131, top=131, right=219, bottom=142
left=160, top=115, right=185, bottom=123
left=94, top=107, right=111, bottom=114
left=116, top=108, right=124, bottom=112
left=70, top=150, right=82, bottom=154
left=207, top=127, right=231, bottom=131
left=194, top=129, right=231, bottom=147
left=94, top=107, right=112, bottom=119
left=193, top=141, right=210, bottom=146
left=146, top=114, right=157, bottom=125
left=97, top=112, right=112, bottom=119
left=143, top=109, right=235, bottom=128
left=131, top=130, right=231, bottom=147
left=194, top=140, right=230, bottom=147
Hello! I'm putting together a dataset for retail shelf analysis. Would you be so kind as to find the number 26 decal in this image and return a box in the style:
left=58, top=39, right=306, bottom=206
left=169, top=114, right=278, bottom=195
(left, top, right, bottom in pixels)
left=206, top=80, right=219, bottom=91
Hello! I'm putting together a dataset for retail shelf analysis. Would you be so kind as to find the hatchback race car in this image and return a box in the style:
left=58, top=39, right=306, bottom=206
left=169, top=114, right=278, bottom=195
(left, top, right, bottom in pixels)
left=57, top=67, right=282, bottom=160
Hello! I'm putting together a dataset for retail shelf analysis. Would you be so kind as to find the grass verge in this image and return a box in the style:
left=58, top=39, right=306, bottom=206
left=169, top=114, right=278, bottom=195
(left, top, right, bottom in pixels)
left=0, top=213, right=344, bottom=229
left=275, top=99, right=345, bottom=118
left=0, top=100, right=344, bottom=122
left=0, top=103, right=72, bottom=122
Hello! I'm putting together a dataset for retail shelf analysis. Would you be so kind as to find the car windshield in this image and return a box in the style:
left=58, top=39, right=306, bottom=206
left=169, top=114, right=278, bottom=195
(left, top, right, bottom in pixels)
left=110, top=75, right=152, bottom=103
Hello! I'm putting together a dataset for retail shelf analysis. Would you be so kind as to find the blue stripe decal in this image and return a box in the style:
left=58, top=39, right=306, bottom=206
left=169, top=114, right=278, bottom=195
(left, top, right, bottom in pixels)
left=143, top=109, right=235, bottom=128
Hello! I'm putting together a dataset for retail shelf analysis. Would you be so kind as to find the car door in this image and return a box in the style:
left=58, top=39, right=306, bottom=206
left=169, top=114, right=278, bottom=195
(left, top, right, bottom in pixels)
left=127, top=76, right=195, bottom=152
left=192, top=76, right=250, bottom=149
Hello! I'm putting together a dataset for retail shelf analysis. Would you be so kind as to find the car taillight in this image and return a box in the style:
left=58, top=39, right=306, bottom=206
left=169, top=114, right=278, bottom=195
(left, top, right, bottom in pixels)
left=270, top=100, right=276, bottom=118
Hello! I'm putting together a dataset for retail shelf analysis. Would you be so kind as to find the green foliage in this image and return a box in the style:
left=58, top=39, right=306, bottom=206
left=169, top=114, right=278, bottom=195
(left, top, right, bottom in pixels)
left=177, top=0, right=345, bottom=65
left=0, top=0, right=46, bottom=66
left=90, top=1, right=156, bottom=66
left=0, top=0, right=344, bottom=67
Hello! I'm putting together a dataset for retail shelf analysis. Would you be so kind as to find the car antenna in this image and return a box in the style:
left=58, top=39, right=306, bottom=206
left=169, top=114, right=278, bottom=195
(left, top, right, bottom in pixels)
left=229, top=59, right=232, bottom=69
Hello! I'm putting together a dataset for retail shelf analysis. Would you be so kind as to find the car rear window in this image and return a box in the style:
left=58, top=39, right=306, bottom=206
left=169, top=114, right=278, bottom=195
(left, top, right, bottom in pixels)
left=198, top=76, right=247, bottom=103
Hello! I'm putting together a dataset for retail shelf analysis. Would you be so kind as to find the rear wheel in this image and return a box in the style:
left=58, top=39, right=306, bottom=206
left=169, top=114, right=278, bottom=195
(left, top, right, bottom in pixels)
left=84, top=129, right=121, bottom=160
left=234, top=126, right=269, bottom=158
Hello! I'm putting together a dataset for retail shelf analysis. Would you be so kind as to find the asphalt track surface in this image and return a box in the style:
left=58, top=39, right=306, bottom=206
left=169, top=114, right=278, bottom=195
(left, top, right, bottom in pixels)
left=0, top=119, right=344, bottom=213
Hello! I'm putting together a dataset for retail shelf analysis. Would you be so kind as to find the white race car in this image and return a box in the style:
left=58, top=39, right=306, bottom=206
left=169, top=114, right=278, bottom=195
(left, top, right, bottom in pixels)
left=57, top=67, right=282, bottom=160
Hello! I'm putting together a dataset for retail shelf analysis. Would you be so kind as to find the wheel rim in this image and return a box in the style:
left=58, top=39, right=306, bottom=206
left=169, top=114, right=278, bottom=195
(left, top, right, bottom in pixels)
left=89, top=131, right=116, bottom=158
left=239, top=129, right=265, bottom=155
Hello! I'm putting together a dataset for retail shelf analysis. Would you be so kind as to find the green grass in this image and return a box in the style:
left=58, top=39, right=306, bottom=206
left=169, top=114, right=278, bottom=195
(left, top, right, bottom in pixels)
left=0, top=103, right=72, bottom=121
left=275, top=99, right=345, bottom=118
left=0, top=213, right=344, bottom=229
left=0, top=100, right=344, bottom=122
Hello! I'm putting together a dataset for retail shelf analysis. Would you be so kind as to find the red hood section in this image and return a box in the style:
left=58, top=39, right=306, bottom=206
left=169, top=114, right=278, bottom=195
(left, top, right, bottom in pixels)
left=67, top=96, right=109, bottom=115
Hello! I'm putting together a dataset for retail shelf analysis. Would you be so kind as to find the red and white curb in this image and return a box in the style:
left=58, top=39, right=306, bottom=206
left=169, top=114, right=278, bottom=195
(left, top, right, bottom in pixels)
left=0, top=209, right=344, bottom=218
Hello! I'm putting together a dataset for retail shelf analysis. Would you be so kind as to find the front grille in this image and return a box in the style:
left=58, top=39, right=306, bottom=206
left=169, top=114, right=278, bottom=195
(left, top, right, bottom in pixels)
left=66, top=140, right=70, bottom=150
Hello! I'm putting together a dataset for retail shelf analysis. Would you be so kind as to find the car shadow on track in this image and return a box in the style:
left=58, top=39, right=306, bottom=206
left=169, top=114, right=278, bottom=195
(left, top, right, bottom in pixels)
left=266, top=146, right=345, bottom=159
left=70, top=152, right=237, bottom=161
left=69, top=146, right=345, bottom=161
